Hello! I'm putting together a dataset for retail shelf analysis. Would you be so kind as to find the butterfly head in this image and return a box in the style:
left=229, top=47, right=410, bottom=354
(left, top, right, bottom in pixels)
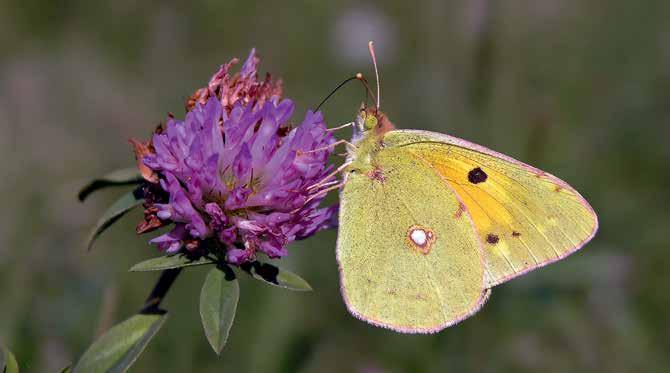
left=356, top=106, right=395, bottom=136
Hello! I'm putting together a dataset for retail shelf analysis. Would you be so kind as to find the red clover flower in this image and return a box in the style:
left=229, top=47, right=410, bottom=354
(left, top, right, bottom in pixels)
left=134, top=50, right=338, bottom=264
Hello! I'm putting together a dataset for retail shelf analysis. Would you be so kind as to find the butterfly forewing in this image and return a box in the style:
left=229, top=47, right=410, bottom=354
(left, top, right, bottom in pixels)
left=383, top=130, right=598, bottom=288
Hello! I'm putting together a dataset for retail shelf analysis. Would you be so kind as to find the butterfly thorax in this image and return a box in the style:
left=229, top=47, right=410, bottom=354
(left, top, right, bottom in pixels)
left=345, top=107, right=395, bottom=174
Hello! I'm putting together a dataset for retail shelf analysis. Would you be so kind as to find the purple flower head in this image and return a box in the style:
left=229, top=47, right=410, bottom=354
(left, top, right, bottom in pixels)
left=140, top=50, right=338, bottom=264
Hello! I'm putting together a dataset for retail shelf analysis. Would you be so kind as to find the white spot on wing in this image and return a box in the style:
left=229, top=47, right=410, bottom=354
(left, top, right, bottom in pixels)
left=410, top=229, right=427, bottom=246
left=406, top=225, right=436, bottom=254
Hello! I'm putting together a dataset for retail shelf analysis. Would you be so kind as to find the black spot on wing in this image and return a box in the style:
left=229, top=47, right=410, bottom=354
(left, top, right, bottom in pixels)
left=468, top=167, right=488, bottom=184
left=512, top=231, right=521, bottom=237
left=486, top=233, right=499, bottom=244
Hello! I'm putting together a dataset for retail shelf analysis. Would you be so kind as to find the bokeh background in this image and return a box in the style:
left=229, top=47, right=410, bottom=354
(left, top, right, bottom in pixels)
left=2, top=1, right=669, bottom=372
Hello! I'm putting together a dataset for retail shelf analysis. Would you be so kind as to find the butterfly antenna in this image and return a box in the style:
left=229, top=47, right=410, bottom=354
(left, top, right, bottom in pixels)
left=368, top=41, right=381, bottom=111
left=355, top=73, right=378, bottom=109
left=315, top=75, right=360, bottom=111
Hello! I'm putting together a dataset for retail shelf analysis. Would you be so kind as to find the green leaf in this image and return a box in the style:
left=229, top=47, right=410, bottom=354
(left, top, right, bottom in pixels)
left=78, top=168, right=143, bottom=202
left=73, top=314, right=166, bottom=373
left=59, top=365, right=72, bottom=373
left=86, top=191, right=144, bottom=251
left=241, top=261, right=313, bottom=291
left=130, top=255, right=215, bottom=272
left=1, top=345, right=19, bottom=373
left=199, top=267, right=239, bottom=355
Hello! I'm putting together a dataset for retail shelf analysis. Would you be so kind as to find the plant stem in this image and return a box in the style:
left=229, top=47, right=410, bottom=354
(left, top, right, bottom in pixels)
left=139, top=268, right=182, bottom=315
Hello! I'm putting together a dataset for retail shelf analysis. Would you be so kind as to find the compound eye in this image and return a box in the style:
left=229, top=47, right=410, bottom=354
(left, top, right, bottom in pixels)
left=364, top=115, right=377, bottom=130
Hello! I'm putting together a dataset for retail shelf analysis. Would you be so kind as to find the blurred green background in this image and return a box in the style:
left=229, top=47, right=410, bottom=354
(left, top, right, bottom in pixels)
left=1, top=0, right=669, bottom=372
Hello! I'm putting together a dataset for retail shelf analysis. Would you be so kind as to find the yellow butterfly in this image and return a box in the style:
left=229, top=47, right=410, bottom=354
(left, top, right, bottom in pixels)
left=334, top=43, right=598, bottom=333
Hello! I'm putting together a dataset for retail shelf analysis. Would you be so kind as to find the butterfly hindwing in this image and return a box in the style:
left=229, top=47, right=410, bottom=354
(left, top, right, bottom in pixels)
left=337, top=147, right=489, bottom=333
left=383, top=130, right=598, bottom=288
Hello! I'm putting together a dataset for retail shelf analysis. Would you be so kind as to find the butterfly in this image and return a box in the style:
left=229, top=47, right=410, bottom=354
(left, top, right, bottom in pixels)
left=332, top=43, right=598, bottom=333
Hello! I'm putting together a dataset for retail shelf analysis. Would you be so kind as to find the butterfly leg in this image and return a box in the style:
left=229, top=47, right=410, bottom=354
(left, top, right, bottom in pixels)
left=306, top=161, right=352, bottom=191
left=327, top=121, right=354, bottom=132
left=311, top=179, right=341, bottom=190
left=303, top=182, right=345, bottom=206
left=299, top=139, right=356, bottom=156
